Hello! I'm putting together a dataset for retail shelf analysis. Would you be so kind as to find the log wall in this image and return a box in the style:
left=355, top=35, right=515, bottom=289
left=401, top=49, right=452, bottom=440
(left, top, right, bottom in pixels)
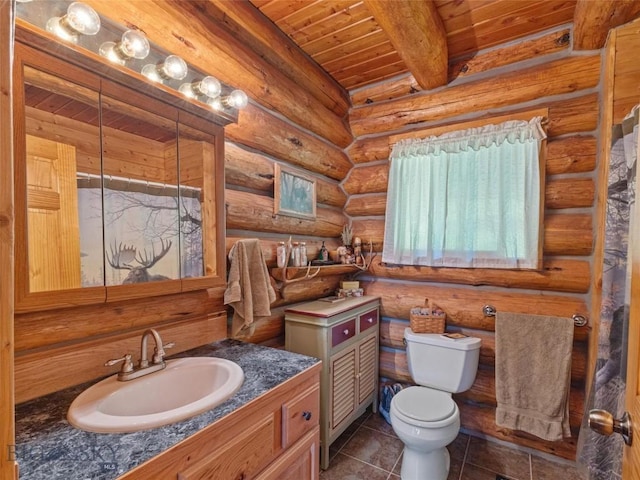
left=345, top=25, right=600, bottom=459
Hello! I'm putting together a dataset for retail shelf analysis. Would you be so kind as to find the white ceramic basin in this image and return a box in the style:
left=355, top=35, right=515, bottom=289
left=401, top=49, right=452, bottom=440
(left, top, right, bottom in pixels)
left=67, top=357, right=244, bottom=433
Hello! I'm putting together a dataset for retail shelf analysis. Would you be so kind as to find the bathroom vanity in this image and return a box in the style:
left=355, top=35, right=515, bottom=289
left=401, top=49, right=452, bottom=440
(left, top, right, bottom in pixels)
left=15, top=340, right=321, bottom=480
left=284, top=295, right=380, bottom=469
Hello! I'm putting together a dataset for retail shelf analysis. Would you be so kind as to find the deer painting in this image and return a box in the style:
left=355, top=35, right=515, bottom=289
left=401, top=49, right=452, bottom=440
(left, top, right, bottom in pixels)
left=106, top=238, right=173, bottom=284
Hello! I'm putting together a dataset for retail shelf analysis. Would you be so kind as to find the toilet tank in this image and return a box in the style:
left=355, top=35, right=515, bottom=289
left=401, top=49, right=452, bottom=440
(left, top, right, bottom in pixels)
left=404, top=328, right=481, bottom=393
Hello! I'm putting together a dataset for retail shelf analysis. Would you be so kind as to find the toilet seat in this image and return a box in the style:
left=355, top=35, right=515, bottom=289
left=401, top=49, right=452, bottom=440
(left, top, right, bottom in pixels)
left=393, top=386, right=456, bottom=423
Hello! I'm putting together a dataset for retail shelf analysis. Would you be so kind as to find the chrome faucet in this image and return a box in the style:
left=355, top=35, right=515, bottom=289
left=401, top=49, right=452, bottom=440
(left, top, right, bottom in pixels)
left=105, top=328, right=174, bottom=381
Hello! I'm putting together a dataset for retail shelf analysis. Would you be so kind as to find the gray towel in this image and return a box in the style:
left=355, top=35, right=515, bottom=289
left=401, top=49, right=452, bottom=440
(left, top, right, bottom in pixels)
left=224, top=239, right=276, bottom=337
left=495, top=312, right=573, bottom=441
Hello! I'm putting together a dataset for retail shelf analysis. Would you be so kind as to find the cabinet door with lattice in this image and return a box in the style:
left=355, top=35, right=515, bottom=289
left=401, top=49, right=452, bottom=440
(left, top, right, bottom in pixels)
left=329, top=347, right=356, bottom=433
left=357, top=336, right=377, bottom=406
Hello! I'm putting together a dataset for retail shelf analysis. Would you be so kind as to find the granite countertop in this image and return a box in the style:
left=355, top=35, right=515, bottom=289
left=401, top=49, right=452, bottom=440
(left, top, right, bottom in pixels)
left=14, top=339, right=320, bottom=480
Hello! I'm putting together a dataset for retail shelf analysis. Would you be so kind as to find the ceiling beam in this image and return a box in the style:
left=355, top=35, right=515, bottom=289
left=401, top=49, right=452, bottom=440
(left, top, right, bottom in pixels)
left=573, top=0, right=640, bottom=50
left=364, top=0, right=447, bottom=90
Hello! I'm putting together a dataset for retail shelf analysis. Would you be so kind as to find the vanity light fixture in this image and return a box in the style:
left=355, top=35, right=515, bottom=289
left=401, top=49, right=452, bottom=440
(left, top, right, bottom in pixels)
left=178, top=76, right=222, bottom=100
left=45, top=1, right=100, bottom=44
left=99, top=29, right=150, bottom=65
left=142, top=55, right=188, bottom=83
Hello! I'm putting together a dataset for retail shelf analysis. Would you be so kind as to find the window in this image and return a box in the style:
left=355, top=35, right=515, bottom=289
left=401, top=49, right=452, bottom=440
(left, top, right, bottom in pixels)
left=382, top=116, right=546, bottom=270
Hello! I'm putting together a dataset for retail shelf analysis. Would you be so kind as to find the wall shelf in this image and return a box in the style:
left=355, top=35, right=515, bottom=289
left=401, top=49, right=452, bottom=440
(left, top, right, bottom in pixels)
left=270, top=264, right=360, bottom=282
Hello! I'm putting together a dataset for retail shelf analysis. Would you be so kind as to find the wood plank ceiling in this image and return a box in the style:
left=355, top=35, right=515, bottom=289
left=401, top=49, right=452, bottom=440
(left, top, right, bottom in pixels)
left=250, top=0, right=637, bottom=93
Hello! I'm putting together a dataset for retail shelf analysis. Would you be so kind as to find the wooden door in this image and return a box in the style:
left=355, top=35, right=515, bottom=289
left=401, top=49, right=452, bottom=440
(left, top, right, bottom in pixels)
left=25, top=134, right=81, bottom=291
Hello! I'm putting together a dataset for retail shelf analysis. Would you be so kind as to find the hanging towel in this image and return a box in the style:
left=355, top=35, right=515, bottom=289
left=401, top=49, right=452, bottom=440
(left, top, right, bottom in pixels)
left=495, top=312, right=574, bottom=441
left=224, top=239, right=276, bottom=337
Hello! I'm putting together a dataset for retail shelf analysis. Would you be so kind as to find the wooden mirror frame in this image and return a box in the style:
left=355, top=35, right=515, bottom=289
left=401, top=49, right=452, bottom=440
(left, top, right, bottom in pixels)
left=13, top=26, right=227, bottom=313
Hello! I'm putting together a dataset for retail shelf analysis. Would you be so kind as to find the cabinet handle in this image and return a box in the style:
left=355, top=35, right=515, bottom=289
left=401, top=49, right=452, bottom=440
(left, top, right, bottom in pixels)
left=343, top=329, right=350, bottom=335
left=367, top=318, right=373, bottom=323
left=302, top=411, right=312, bottom=421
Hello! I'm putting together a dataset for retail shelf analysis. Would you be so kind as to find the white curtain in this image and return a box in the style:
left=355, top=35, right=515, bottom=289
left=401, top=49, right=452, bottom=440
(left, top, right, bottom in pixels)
left=382, top=117, right=546, bottom=269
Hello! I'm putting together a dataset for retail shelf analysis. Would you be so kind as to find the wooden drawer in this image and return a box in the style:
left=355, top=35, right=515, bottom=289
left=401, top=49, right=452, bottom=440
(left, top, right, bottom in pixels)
left=282, top=385, right=320, bottom=448
left=359, top=309, right=378, bottom=333
left=331, top=318, right=356, bottom=347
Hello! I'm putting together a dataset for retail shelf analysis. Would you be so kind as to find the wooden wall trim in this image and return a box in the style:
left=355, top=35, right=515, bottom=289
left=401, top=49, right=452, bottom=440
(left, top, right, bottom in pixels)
left=0, top=1, right=16, bottom=477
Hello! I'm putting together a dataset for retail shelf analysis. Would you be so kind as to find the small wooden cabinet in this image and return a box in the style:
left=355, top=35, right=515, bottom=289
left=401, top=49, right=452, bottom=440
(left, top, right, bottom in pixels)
left=284, top=296, right=380, bottom=469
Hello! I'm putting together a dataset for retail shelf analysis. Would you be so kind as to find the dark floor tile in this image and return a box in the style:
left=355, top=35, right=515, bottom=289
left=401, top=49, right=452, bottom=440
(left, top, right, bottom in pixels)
left=329, top=420, right=362, bottom=459
left=531, top=455, right=585, bottom=480
left=319, top=453, right=390, bottom=480
left=464, top=436, right=531, bottom=480
left=362, top=410, right=396, bottom=436
left=341, top=426, right=404, bottom=472
left=448, top=452, right=464, bottom=480
left=448, top=433, right=470, bottom=461
left=460, top=462, right=519, bottom=480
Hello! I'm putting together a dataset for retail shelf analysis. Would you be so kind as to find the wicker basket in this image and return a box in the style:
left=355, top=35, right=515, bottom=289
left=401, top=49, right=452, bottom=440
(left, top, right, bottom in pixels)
left=409, top=298, right=446, bottom=333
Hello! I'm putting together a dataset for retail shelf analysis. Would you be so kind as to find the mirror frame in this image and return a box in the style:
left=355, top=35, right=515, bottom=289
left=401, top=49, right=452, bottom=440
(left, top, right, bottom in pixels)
left=14, top=25, right=227, bottom=313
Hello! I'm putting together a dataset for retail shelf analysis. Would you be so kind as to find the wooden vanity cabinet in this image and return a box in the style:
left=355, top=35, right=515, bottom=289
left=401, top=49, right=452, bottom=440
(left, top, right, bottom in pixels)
left=119, top=364, right=321, bottom=480
left=284, top=296, right=380, bottom=470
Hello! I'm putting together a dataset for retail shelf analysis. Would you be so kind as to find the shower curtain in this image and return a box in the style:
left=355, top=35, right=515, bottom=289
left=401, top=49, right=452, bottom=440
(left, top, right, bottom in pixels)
left=577, top=105, right=639, bottom=479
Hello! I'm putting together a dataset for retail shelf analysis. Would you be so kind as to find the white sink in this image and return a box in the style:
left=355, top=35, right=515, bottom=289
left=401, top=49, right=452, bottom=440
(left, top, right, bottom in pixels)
left=67, top=357, right=244, bottom=433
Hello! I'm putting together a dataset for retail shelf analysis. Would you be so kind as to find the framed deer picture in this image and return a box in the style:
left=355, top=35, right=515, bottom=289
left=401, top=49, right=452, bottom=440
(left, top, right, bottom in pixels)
left=274, top=164, right=317, bottom=220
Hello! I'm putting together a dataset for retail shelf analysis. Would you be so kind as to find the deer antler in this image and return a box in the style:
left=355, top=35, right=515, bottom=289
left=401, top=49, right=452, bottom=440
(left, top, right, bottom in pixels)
left=136, top=238, right=173, bottom=269
left=106, top=241, right=137, bottom=270
left=352, top=240, right=376, bottom=272
left=279, top=262, right=321, bottom=286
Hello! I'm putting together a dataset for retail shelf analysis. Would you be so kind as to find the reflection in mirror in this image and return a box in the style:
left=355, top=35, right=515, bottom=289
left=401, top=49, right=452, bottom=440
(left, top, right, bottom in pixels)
left=100, top=94, right=180, bottom=285
left=23, top=65, right=103, bottom=292
left=178, top=120, right=218, bottom=280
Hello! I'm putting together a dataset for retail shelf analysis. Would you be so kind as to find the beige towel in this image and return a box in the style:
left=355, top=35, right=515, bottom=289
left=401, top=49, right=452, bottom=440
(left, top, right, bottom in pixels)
left=495, top=312, right=573, bottom=441
left=224, top=239, right=276, bottom=337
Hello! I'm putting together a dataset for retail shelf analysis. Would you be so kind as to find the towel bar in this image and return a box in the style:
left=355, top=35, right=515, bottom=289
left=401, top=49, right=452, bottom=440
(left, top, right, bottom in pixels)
left=482, top=305, right=588, bottom=327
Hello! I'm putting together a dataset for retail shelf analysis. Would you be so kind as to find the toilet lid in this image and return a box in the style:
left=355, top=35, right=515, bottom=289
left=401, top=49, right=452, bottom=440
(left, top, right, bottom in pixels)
left=394, top=387, right=455, bottom=422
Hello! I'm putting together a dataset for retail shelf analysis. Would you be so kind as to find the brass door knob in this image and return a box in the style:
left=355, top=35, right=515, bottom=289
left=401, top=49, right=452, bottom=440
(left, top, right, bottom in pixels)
left=588, top=409, right=633, bottom=446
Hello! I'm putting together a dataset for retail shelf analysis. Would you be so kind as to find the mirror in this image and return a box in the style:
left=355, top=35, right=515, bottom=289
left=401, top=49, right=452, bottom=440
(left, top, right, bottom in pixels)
left=23, top=64, right=103, bottom=293
left=15, top=43, right=224, bottom=311
left=100, top=89, right=180, bottom=287
left=178, top=113, right=222, bottom=290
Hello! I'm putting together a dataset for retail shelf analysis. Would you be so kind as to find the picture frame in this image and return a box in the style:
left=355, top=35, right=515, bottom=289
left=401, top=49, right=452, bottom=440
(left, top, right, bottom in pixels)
left=274, top=164, right=317, bottom=220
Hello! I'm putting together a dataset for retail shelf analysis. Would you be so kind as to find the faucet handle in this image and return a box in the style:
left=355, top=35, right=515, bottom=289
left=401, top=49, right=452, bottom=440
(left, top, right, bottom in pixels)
left=105, top=353, right=134, bottom=373
left=152, top=342, right=175, bottom=364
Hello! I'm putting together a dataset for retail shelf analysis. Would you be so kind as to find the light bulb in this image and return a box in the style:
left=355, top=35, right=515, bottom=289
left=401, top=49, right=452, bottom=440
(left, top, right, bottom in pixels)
left=119, top=30, right=150, bottom=59
left=179, top=76, right=221, bottom=100
left=99, top=41, right=124, bottom=65
left=141, top=64, right=162, bottom=83
left=160, top=55, right=188, bottom=80
left=208, top=97, right=224, bottom=111
left=226, top=90, right=248, bottom=109
left=46, top=2, right=100, bottom=42
left=142, top=56, right=187, bottom=84
left=100, top=30, right=150, bottom=65
left=198, top=76, right=222, bottom=98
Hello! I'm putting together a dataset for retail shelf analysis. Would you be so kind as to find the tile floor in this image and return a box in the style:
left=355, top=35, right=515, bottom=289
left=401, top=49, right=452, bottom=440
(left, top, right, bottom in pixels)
left=319, top=409, right=585, bottom=480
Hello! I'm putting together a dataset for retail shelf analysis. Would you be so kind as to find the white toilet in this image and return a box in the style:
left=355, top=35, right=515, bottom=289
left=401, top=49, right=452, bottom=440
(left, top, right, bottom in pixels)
left=390, top=328, right=481, bottom=480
